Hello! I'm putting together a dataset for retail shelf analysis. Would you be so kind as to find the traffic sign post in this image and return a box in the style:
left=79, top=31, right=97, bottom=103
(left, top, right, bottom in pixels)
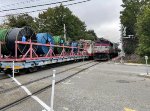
left=145, top=56, right=149, bottom=75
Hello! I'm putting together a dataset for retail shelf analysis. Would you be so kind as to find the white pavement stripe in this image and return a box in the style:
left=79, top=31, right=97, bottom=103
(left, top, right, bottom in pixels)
left=21, top=86, right=32, bottom=95
left=32, top=96, right=51, bottom=111
left=13, top=78, right=22, bottom=85
left=8, top=74, right=51, bottom=111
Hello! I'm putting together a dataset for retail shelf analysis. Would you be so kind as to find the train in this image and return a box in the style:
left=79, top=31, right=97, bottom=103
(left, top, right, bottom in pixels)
left=0, top=27, right=90, bottom=73
left=0, top=27, right=120, bottom=73
left=93, top=38, right=119, bottom=60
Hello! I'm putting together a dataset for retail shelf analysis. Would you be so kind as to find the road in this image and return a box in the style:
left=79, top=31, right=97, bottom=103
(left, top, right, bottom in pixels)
left=1, top=61, right=150, bottom=111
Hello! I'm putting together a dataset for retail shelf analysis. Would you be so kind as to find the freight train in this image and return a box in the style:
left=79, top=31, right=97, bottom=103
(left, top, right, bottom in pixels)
left=0, top=27, right=89, bottom=73
left=0, top=27, right=119, bottom=73
left=93, top=38, right=119, bottom=60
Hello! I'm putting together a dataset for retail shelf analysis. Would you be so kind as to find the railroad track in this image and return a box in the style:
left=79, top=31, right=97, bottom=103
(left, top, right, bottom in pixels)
left=0, top=61, right=93, bottom=94
left=0, top=60, right=87, bottom=79
left=0, top=61, right=99, bottom=111
left=0, top=74, right=8, bottom=80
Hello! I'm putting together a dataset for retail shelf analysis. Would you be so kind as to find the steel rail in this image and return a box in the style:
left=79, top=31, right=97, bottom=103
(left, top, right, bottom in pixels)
left=0, top=61, right=99, bottom=111
left=0, top=61, right=93, bottom=94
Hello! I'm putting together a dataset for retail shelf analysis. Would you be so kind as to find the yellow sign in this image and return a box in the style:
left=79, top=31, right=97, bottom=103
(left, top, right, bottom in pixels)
left=124, top=107, right=136, bottom=111
left=5, top=66, right=23, bottom=69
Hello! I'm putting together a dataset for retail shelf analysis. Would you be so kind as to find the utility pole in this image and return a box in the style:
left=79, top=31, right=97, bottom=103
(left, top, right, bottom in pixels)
left=64, top=24, right=66, bottom=42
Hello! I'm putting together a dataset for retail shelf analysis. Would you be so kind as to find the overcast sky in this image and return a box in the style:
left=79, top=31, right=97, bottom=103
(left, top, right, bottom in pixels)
left=0, top=0, right=123, bottom=42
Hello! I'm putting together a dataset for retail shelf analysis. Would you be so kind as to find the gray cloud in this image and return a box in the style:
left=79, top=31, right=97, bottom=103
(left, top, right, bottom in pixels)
left=69, top=0, right=122, bottom=42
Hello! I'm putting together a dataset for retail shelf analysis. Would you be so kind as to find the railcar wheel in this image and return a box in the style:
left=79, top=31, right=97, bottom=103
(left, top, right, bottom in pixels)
left=19, top=68, right=28, bottom=74
left=28, top=67, right=38, bottom=73
left=4, top=69, right=12, bottom=74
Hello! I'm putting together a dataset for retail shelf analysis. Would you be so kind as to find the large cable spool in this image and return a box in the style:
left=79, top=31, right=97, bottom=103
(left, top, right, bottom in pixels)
left=64, top=42, right=71, bottom=53
left=0, top=29, right=10, bottom=55
left=71, top=41, right=78, bottom=53
left=53, top=36, right=64, bottom=54
left=6, top=27, right=36, bottom=55
left=36, top=33, right=54, bottom=54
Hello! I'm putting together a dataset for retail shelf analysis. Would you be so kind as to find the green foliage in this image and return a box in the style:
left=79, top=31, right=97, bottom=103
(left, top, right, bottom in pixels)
left=36, top=5, right=89, bottom=41
left=6, top=14, right=35, bottom=28
left=120, top=0, right=140, bottom=35
left=84, top=30, right=97, bottom=41
left=120, top=0, right=141, bottom=54
left=5, top=5, right=97, bottom=41
left=120, top=0, right=150, bottom=55
left=136, top=5, right=150, bottom=56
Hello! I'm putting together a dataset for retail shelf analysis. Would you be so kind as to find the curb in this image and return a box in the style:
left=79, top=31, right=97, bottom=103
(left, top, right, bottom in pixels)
left=124, top=63, right=147, bottom=66
left=113, top=63, right=150, bottom=67
left=138, top=73, right=150, bottom=78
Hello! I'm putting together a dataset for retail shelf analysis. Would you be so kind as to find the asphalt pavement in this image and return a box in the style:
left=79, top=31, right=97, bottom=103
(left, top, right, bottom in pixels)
left=1, top=62, right=150, bottom=111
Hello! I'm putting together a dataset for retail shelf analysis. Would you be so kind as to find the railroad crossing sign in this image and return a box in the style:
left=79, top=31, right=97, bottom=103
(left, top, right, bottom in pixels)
left=123, top=27, right=127, bottom=37
left=121, top=25, right=127, bottom=37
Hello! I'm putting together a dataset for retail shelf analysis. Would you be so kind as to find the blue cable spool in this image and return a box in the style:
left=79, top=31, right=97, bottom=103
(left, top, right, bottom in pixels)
left=36, top=33, right=54, bottom=54
left=71, top=41, right=78, bottom=53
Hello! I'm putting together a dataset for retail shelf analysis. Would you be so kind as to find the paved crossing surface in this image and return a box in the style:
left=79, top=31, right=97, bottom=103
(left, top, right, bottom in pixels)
left=1, top=62, right=150, bottom=111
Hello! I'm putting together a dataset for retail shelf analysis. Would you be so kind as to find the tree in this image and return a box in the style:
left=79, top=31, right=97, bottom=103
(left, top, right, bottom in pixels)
left=120, top=0, right=141, bottom=54
left=120, top=0, right=150, bottom=55
left=4, top=5, right=96, bottom=41
left=136, top=5, right=150, bottom=56
left=6, top=14, right=35, bottom=28
left=84, top=30, right=97, bottom=41
left=120, top=0, right=141, bottom=36
left=36, top=5, right=87, bottom=40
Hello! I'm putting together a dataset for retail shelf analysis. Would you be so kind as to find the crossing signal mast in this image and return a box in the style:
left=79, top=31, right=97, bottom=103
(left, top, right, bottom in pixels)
left=120, top=25, right=126, bottom=63
left=120, top=25, right=135, bottom=63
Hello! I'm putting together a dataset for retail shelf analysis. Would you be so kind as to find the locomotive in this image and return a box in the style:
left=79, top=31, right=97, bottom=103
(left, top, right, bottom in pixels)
left=93, top=38, right=119, bottom=60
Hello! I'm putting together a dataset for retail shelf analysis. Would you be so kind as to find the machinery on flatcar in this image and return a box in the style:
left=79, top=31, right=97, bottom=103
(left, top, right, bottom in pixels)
left=93, top=38, right=119, bottom=60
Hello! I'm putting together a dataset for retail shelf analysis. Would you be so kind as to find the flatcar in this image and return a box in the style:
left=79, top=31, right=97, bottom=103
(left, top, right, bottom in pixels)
left=93, top=38, right=119, bottom=60
left=0, top=27, right=89, bottom=74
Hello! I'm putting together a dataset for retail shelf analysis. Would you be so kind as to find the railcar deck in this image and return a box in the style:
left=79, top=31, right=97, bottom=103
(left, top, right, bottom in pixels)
left=0, top=41, right=89, bottom=72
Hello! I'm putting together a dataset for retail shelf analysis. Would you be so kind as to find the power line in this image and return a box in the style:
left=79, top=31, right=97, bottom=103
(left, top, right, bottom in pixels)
left=0, top=0, right=91, bottom=18
left=65, top=0, right=91, bottom=6
left=0, top=0, right=41, bottom=10
left=0, top=0, right=76, bottom=13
